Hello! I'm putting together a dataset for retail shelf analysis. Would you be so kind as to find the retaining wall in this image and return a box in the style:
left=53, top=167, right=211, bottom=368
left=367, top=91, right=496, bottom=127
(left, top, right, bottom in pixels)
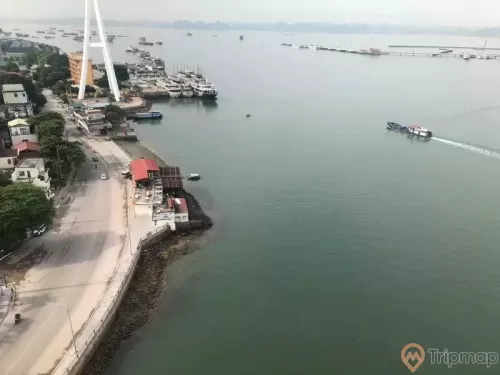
left=52, top=225, right=171, bottom=375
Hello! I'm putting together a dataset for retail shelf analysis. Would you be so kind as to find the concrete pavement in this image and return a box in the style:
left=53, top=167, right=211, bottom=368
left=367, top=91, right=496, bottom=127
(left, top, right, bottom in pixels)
left=0, top=91, right=128, bottom=374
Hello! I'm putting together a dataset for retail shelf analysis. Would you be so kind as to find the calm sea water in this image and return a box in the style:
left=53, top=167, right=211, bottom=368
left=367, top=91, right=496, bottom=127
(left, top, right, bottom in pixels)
left=8, top=23, right=500, bottom=373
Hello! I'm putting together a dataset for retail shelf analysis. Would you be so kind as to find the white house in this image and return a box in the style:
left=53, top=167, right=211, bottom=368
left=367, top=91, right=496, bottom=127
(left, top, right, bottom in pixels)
left=11, top=158, right=54, bottom=199
left=8, top=118, right=38, bottom=146
left=2, top=84, right=34, bottom=119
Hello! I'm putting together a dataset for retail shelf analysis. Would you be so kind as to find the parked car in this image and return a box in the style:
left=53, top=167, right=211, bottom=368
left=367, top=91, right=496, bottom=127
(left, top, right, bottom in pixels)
left=100, top=173, right=107, bottom=180
left=121, top=170, right=131, bottom=178
left=33, top=225, right=47, bottom=237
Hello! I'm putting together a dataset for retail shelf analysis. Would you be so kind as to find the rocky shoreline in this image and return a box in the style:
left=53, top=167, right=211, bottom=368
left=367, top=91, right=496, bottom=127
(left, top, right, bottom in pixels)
left=82, top=230, right=206, bottom=375
left=82, top=140, right=212, bottom=374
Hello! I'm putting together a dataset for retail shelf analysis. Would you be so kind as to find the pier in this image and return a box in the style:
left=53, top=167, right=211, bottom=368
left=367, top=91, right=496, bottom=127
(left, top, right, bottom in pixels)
left=281, top=43, right=500, bottom=61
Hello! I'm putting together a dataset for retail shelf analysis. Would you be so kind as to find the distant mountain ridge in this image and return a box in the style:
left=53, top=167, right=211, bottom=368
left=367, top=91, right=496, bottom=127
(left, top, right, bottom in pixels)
left=3, top=19, right=500, bottom=37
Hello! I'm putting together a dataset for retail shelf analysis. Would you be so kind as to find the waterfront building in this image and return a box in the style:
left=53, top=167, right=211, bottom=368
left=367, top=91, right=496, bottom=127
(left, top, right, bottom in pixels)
left=1, top=84, right=34, bottom=119
left=74, top=109, right=111, bottom=135
left=8, top=118, right=38, bottom=145
left=68, top=52, right=94, bottom=86
left=11, top=157, right=54, bottom=199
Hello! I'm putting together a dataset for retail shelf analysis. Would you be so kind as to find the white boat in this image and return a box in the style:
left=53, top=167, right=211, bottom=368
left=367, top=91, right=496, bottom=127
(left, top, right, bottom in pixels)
left=190, top=79, right=218, bottom=100
left=156, top=79, right=182, bottom=98
left=181, top=84, right=194, bottom=98
left=463, top=54, right=470, bottom=60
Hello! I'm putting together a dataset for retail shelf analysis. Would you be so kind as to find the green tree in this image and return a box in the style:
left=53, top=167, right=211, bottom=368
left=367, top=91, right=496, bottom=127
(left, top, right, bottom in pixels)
left=62, top=141, right=86, bottom=167
left=0, top=183, right=55, bottom=249
left=0, top=170, right=12, bottom=187
left=38, top=122, right=64, bottom=140
left=51, top=81, right=68, bottom=96
left=103, top=104, right=124, bottom=124
left=113, top=64, right=129, bottom=82
left=40, top=134, right=64, bottom=159
left=5, top=62, right=20, bottom=73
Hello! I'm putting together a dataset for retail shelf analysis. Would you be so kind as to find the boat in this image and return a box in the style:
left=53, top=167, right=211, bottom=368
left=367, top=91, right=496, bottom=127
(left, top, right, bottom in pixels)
left=186, top=31, right=193, bottom=36
left=463, top=54, right=470, bottom=60
left=139, top=36, right=146, bottom=42
left=386, top=122, right=433, bottom=138
left=155, top=40, right=163, bottom=45
left=191, top=80, right=218, bottom=100
left=130, top=111, right=163, bottom=120
left=138, top=41, right=154, bottom=46
left=58, top=29, right=65, bottom=32
left=180, top=84, right=194, bottom=98
left=156, top=79, right=182, bottom=98
left=36, top=30, right=45, bottom=34
left=240, top=35, right=244, bottom=41
left=187, top=174, right=201, bottom=181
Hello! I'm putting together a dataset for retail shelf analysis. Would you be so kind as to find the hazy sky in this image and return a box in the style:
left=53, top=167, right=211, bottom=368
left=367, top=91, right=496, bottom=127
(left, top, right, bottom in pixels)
left=1, top=0, right=500, bottom=27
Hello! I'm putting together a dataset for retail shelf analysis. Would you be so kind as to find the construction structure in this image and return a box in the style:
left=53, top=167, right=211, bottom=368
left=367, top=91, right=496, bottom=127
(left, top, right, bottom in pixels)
left=79, top=0, right=120, bottom=101
left=69, top=52, right=94, bottom=86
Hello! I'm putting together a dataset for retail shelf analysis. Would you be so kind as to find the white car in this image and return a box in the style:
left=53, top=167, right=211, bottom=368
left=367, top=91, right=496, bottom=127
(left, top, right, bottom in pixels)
left=33, top=225, right=47, bottom=237
left=100, top=173, right=107, bottom=180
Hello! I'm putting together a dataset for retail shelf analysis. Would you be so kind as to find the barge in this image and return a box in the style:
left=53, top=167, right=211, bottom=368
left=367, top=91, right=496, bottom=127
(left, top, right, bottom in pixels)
left=387, top=122, right=433, bottom=138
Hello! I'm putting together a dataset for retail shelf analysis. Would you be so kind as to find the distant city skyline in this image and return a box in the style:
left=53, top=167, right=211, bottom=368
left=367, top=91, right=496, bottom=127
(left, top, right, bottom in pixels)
left=1, top=0, right=500, bottom=27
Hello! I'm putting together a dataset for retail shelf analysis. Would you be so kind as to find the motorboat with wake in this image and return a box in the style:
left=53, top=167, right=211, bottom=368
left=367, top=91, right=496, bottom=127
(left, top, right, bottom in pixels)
left=387, top=122, right=433, bottom=138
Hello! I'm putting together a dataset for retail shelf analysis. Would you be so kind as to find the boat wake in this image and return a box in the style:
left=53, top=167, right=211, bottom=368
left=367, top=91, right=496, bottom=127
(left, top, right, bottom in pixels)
left=433, top=137, right=500, bottom=160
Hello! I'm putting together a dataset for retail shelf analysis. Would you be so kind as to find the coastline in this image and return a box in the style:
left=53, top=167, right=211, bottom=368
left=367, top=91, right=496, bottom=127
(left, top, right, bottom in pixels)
left=82, top=140, right=212, bottom=374
left=82, top=230, right=205, bottom=375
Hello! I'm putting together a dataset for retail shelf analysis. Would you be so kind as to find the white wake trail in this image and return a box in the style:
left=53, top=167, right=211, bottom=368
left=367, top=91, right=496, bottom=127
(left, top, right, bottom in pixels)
left=433, top=137, right=500, bottom=160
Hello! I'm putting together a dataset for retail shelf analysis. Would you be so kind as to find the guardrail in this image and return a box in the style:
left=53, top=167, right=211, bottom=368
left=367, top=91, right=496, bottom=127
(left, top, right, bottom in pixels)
left=53, top=224, right=170, bottom=375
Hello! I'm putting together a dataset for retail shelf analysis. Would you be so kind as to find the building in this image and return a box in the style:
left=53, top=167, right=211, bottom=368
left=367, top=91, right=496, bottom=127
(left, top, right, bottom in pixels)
left=0, top=138, right=18, bottom=170
left=11, top=157, right=54, bottom=199
left=13, top=140, right=41, bottom=159
left=130, top=158, right=161, bottom=205
left=4, top=41, right=37, bottom=59
left=173, top=197, right=189, bottom=230
left=68, top=52, right=94, bottom=86
left=2, top=84, right=34, bottom=119
left=8, top=118, right=38, bottom=146
left=159, top=166, right=183, bottom=189
left=74, top=109, right=111, bottom=135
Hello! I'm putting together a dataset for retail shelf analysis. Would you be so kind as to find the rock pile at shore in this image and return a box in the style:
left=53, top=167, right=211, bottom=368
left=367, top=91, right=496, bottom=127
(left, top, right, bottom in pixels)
left=82, top=231, right=204, bottom=375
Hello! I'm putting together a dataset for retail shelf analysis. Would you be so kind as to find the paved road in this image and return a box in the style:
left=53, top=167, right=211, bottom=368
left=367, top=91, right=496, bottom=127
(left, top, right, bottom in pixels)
left=0, top=91, right=127, bottom=375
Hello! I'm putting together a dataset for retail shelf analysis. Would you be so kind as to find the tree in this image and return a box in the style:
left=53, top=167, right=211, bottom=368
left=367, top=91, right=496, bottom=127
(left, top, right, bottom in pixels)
left=85, top=85, right=96, bottom=94
left=62, top=141, right=86, bottom=167
left=0, top=170, right=12, bottom=187
left=38, top=122, right=64, bottom=140
left=104, top=104, right=125, bottom=124
left=95, top=76, right=109, bottom=89
left=113, top=64, right=129, bottom=82
left=28, top=112, right=65, bottom=128
left=52, top=81, right=67, bottom=96
left=0, top=183, right=55, bottom=249
left=40, top=134, right=64, bottom=159
left=5, top=62, right=20, bottom=73
left=60, top=93, right=69, bottom=104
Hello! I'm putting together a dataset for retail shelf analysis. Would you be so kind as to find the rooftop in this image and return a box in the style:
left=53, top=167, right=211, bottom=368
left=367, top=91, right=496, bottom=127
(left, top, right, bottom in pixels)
left=8, top=118, right=29, bottom=127
left=2, top=84, right=25, bottom=93
left=0, top=147, right=18, bottom=158
left=14, top=141, right=40, bottom=152
left=17, top=157, right=43, bottom=169
left=159, top=166, right=183, bottom=189
left=130, top=158, right=159, bottom=181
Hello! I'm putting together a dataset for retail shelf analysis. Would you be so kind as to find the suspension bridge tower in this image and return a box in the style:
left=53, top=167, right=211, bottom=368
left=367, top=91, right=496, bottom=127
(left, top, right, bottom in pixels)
left=78, top=0, right=121, bottom=101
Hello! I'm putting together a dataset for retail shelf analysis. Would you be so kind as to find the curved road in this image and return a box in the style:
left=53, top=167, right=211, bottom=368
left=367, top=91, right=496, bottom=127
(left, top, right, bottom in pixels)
left=0, top=91, right=127, bottom=375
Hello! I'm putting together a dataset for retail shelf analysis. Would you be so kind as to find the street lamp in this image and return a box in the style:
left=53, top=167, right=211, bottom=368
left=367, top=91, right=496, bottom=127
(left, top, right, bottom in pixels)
left=53, top=302, right=78, bottom=357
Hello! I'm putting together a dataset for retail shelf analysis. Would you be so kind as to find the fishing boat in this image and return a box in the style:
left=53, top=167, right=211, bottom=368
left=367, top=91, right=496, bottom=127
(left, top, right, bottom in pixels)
left=186, top=31, right=193, bottom=36
left=130, top=111, right=163, bottom=120
left=187, top=174, right=201, bottom=181
left=386, top=122, right=433, bottom=138
left=155, top=40, right=163, bottom=45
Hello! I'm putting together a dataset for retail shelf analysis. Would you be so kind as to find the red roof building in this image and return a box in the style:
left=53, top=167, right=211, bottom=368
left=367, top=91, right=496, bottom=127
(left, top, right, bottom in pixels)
left=14, top=141, right=40, bottom=152
left=130, top=158, right=159, bottom=182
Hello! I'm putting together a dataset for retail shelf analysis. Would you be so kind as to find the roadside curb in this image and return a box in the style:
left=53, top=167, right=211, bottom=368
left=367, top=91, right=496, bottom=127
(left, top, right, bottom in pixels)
left=54, top=168, right=77, bottom=208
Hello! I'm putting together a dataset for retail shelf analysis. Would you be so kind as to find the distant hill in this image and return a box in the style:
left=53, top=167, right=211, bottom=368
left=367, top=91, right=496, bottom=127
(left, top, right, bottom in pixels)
left=3, top=19, right=500, bottom=37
